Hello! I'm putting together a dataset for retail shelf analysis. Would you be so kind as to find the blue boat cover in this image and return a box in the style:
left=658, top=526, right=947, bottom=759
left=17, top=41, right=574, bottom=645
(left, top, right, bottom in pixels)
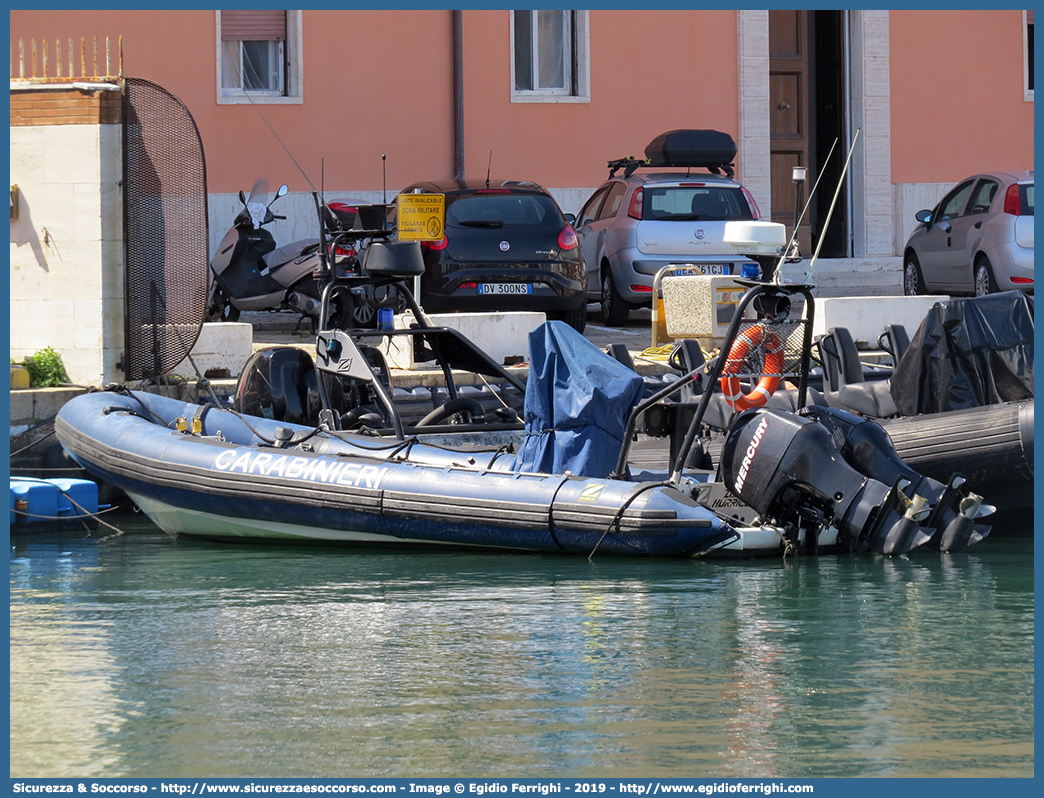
left=512, top=321, right=645, bottom=478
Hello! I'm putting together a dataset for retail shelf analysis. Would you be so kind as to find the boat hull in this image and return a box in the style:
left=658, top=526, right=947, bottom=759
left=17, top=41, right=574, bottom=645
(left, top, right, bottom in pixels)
left=55, top=390, right=739, bottom=558
left=882, top=399, right=1033, bottom=513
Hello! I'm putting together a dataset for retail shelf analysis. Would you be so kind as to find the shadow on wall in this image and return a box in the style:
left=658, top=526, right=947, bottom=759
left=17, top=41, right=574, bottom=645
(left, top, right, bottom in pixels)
left=11, top=193, right=54, bottom=271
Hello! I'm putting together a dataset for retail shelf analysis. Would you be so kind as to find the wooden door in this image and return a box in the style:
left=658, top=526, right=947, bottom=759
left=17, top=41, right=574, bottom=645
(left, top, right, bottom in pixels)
left=769, top=10, right=811, bottom=255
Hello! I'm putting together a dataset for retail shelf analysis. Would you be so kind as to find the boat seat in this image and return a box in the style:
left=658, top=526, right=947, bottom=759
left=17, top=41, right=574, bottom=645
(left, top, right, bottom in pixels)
left=605, top=338, right=693, bottom=399
left=878, top=324, right=911, bottom=366
left=604, top=343, right=635, bottom=371
left=816, top=326, right=898, bottom=419
left=699, top=385, right=826, bottom=430
left=668, top=339, right=707, bottom=402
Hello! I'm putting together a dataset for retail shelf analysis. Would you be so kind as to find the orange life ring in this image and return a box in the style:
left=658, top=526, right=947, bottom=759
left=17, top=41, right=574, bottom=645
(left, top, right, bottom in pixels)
left=720, top=325, right=785, bottom=411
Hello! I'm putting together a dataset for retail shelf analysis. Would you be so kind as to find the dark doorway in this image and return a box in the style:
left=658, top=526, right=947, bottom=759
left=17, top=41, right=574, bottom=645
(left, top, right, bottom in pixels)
left=769, top=10, right=848, bottom=259
left=811, top=10, right=847, bottom=258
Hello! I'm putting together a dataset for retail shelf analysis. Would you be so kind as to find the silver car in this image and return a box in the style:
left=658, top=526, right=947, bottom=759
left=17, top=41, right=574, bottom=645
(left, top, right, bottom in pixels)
left=574, top=167, right=763, bottom=326
left=903, top=170, right=1034, bottom=297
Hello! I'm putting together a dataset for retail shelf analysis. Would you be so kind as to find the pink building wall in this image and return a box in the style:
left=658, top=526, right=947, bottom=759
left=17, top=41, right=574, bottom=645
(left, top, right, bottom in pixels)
left=10, top=9, right=456, bottom=195
left=889, top=9, right=1034, bottom=183
left=458, top=10, right=739, bottom=190
left=11, top=9, right=740, bottom=195
left=11, top=9, right=1033, bottom=193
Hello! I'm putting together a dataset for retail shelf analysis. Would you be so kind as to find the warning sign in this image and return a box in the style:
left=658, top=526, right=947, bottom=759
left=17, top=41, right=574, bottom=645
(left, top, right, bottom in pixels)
left=397, top=193, right=445, bottom=241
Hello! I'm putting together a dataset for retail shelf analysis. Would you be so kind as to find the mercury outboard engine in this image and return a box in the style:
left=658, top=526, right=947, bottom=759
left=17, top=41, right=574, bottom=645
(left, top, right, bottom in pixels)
left=799, top=406, right=991, bottom=552
left=719, top=408, right=936, bottom=555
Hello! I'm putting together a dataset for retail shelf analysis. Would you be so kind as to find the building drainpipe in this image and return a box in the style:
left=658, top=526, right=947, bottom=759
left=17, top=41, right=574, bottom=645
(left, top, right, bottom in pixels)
left=453, top=10, right=464, bottom=180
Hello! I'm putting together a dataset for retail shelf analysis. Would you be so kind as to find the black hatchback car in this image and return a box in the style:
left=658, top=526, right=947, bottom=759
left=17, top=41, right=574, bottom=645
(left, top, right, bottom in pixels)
left=393, top=179, right=587, bottom=332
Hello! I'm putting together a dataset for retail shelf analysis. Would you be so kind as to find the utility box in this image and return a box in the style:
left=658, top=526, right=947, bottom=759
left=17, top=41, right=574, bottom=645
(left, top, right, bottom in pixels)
left=661, top=275, right=748, bottom=345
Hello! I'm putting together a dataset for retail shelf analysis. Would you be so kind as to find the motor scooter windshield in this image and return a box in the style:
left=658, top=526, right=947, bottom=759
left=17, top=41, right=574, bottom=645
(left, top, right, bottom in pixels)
left=247, top=177, right=270, bottom=204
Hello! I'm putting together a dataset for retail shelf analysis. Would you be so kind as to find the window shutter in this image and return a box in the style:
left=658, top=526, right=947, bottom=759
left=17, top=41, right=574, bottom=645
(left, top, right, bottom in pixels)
left=221, top=10, right=287, bottom=42
left=1027, top=10, right=1033, bottom=25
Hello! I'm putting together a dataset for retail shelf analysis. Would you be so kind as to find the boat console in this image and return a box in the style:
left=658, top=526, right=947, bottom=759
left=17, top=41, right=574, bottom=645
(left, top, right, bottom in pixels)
left=234, top=227, right=528, bottom=445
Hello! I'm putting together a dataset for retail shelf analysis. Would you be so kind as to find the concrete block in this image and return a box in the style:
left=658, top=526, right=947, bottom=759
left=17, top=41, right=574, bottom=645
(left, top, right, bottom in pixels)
left=11, top=299, right=78, bottom=353
left=171, top=322, right=253, bottom=378
left=9, top=387, right=88, bottom=427
left=61, top=348, right=105, bottom=388
left=812, top=295, right=945, bottom=349
left=806, top=257, right=903, bottom=297
left=661, top=275, right=748, bottom=340
left=380, top=311, right=544, bottom=368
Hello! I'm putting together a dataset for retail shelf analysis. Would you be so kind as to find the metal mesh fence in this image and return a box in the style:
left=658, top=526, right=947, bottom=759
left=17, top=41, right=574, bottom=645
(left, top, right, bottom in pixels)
left=122, top=77, right=208, bottom=381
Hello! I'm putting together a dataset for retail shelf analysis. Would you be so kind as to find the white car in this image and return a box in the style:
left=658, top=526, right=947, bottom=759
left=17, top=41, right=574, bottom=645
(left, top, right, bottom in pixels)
left=573, top=130, right=765, bottom=326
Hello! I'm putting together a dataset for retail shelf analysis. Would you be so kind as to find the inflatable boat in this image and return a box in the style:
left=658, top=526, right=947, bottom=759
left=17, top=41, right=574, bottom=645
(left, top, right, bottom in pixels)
left=55, top=241, right=993, bottom=558
left=812, top=291, right=1034, bottom=511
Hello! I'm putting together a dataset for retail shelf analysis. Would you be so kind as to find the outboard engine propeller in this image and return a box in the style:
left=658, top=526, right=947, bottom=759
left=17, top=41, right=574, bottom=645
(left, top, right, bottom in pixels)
left=800, top=406, right=992, bottom=553
left=718, top=408, right=935, bottom=556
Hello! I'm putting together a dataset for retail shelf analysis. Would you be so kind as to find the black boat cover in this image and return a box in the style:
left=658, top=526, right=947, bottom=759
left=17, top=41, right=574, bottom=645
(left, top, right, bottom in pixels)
left=513, top=321, right=645, bottom=478
left=890, top=291, right=1034, bottom=415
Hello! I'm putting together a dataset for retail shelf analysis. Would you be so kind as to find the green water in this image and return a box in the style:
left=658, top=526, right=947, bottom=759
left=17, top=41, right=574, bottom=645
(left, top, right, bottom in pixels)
left=9, top=517, right=1033, bottom=779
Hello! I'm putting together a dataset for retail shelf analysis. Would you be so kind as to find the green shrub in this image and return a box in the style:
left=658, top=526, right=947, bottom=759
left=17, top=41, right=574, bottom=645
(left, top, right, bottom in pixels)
left=21, top=347, right=70, bottom=388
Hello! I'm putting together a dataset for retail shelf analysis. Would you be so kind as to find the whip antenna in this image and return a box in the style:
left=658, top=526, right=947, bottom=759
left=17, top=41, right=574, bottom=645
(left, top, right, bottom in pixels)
left=382, top=154, right=387, bottom=203
left=772, top=137, right=838, bottom=286
left=486, top=151, right=492, bottom=188
left=244, top=98, right=320, bottom=194
left=806, top=127, right=861, bottom=285
left=226, top=64, right=320, bottom=194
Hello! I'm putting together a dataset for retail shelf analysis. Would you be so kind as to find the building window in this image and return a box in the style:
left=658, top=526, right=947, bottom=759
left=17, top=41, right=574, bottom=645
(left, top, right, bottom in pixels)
left=1025, top=11, right=1034, bottom=101
left=511, top=10, right=590, bottom=103
left=217, top=10, right=303, bottom=105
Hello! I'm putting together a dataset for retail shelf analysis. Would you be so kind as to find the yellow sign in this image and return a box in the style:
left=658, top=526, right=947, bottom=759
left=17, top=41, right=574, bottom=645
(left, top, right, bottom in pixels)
left=397, top=193, right=445, bottom=241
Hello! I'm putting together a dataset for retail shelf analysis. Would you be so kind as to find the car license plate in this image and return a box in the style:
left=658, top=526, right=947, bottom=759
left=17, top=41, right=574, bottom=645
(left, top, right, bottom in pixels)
left=669, top=263, right=727, bottom=276
left=478, top=283, right=533, bottom=295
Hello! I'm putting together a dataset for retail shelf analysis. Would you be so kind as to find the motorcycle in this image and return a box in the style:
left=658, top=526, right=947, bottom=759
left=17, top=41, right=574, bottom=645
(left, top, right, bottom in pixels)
left=206, top=178, right=399, bottom=329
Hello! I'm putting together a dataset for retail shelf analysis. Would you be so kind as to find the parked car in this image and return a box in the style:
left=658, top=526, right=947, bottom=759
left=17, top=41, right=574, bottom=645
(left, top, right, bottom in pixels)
left=391, top=179, right=587, bottom=332
left=903, top=170, right=1034, bottom=297
left=574, top=129, right=764, bottom=326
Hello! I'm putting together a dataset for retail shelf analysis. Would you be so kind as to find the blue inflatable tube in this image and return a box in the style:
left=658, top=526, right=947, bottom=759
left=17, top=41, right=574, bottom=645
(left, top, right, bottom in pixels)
left=55, top=390, right=739, bottom=558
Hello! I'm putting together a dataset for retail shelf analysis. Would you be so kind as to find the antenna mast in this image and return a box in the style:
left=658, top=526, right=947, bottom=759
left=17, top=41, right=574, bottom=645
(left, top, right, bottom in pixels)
left=806, top=128, right=861, bottom=286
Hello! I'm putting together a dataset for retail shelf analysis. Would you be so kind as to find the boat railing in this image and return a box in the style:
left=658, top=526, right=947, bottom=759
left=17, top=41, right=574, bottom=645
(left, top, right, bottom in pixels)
left=311, top=268, right=527, bottom=438
left=611, top=281, right=817, bottom=484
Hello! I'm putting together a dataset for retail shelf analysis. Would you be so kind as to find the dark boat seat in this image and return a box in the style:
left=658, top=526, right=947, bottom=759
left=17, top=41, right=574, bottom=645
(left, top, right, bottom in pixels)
left=696, top=385, right=827, bottom=431
left=605, top=342, right=636, bottom=371
left=878, top=324, right=911, bottom=365
left=606, top=340, right=705, bottom=400
left=817, top=326, right=898, bottom=418
left=670, top=340, right=707, bottom=401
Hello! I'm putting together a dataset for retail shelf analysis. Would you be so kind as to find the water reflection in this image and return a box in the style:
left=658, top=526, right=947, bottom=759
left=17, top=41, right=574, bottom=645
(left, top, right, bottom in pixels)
left=9, top=521, right=1034, bottom=778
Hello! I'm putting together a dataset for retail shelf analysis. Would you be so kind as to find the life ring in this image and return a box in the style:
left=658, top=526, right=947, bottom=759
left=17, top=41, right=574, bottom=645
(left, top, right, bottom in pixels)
left=720, top=325, right=785, bottom=411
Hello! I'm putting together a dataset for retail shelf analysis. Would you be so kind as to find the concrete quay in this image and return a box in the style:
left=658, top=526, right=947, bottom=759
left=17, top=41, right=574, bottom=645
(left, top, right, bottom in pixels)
left=11, top=288, right=946, bottom=433
left=9, top=287, right=947, bottom=482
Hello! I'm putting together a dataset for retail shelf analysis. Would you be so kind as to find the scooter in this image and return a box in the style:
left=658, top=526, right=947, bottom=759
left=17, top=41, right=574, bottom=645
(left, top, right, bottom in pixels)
left=206, top=179, right=395, bottom=329
left=206, top=178, right=320, bottom=325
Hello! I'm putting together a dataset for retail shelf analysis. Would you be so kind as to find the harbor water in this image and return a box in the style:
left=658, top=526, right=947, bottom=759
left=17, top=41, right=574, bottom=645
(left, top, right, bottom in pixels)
left=10, top=514, right=1034, bottom=779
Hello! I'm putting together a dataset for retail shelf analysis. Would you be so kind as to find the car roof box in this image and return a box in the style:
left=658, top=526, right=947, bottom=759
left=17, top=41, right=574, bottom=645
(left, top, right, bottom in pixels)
left=645, top=129, right=737, bottom=171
